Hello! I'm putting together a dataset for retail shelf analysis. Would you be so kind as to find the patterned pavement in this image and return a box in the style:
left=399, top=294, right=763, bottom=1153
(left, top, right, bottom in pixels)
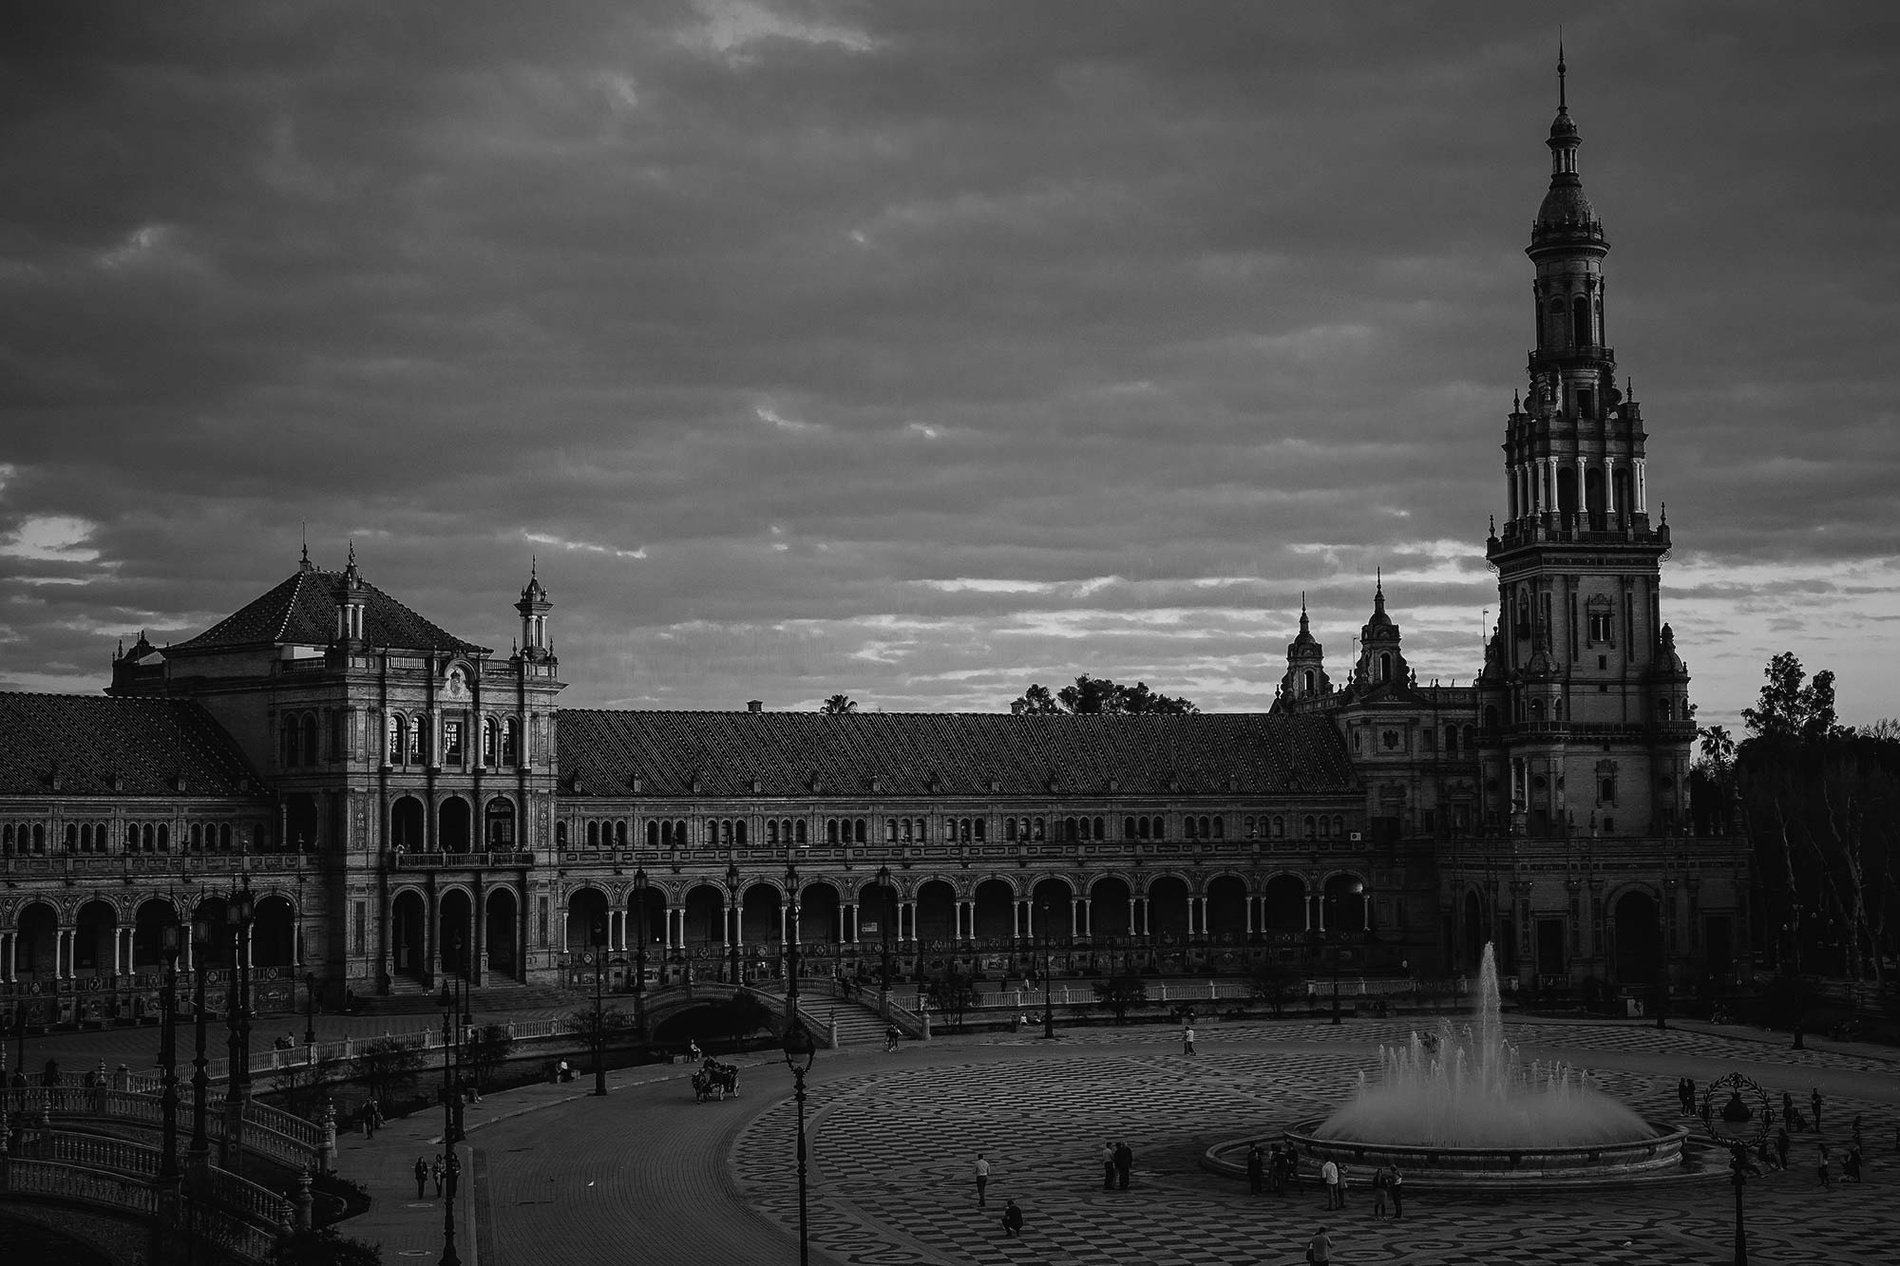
left=725, top=1021, right=1899, bottom=1265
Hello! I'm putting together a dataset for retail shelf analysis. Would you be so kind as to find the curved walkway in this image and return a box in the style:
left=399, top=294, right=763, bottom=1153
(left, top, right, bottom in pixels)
left=414, top=1018, right=1898, bottom=1266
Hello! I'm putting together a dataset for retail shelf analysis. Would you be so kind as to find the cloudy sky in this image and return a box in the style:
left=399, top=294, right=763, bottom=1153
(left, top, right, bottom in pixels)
left=2, top=1, right=1896, bottom=728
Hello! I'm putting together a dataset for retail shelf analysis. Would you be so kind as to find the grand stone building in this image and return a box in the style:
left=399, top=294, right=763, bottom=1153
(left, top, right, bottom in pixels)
left=0, top=68, right=1749, bottom=1030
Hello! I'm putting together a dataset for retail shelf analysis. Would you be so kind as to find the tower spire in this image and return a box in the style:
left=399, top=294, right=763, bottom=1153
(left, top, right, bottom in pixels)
left=1557, top=35, right=1567, bottom=111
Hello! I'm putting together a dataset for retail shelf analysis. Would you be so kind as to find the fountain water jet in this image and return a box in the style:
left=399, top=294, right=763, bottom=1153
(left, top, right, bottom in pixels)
left=1266, top=944, right=1689, bottom=1189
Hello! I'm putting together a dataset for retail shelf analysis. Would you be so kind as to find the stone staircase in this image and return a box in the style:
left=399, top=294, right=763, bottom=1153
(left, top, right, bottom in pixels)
left=748, top=988, right=893, bottom=1047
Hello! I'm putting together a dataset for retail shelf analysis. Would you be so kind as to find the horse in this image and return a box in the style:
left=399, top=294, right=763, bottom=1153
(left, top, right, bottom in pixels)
left=692, top=1059, right=740, bottom=1102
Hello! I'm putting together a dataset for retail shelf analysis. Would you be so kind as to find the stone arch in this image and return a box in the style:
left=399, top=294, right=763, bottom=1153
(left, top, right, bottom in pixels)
left=485, top=887, right=520, bottom=980
left=1261, top=873, right=1306, bottom=933
left=1205, top=873, right=1249, bottom=941
left=915, top=878, right=957, bottom=941
left=796, top=879, right=840, bottom=945
left=682, top=882, right=725, bottom=950
left=1610, top=887, right=1662, bottom=985
left=284, top=793, right=319, bottom=851
left=390, top=888, right=428, bottom=982
left=391, top=796, right=425, bottom=851
left=73, top=899, right=118, bottom=975
left=484, top=796, right=518, bottom=849
left=1145, top=874, right=1191, bottom=939
left=252, top=894, right=297, bottom=969
left=972, top=877, right=1015, bottom=939
left=131, top=896, right=184, bottom=971
left=440, top=887, right=475, bottom=975
left=739, top=883, right=782, bottom=946
left=439, top=795, right=473, bottom=852
left=1088, top=874, right=1133, bottom=942
left=16, top=900, right=59, bottom=977
left=1029, top=876, right=1074, bottom=944
left=1322, top=872, right=1369, bottom=933
left=564, top=887, right=610, bottom=954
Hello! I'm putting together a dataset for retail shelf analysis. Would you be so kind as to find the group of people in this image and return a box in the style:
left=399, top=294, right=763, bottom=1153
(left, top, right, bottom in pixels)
left=1245, top=1142, right=1306, bottom=1198
left=411, top=1152, right=456, bottom=1199
left=1098, top=1141, right=1136, bottom=1190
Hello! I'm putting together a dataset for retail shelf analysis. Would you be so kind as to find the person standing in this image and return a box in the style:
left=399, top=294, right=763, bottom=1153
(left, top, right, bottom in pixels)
left=1371, top=1165, right=1389, bottom=1220
left=1001, top=1199, right=1024, bottom=1237
left=1321, top=1158, right=1341, bottom=1210
left=1810, top=1087, right=1825, bottom=1133
left=1775, top=1127, right=1791, bottom=1170
left=432, top=1154, right=445, bottom=1198
left=974, top=1153, right=990, bottom=1206
left=1246, top=1144, right=1265, bottom=1196
left=1306, top=1226, right=1334, bottom=1265
left=1101, top=1142, right=1116, bottom=1191
left=1389, top=1164, right=1404, bottom=1220
left=414, top=1156, right=429, bottom=1199
left=1817, top=1140, right=1833, bottom=1188
left=1113, top=1141, right=1134, bottom=1191
left=1182, top=1024, right=1196, bottom=1055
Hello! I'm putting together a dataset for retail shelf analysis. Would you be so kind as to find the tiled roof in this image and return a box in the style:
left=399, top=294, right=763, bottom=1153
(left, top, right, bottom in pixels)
left=556, top=711, right=1356, bottom=799
left=170, top=567, right=489, bottom=655
left=0, top=694, right=265, bottom=798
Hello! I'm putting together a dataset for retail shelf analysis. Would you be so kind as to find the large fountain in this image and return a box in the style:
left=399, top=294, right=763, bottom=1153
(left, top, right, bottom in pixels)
left=1211, top=944, right=1692, bottom=1189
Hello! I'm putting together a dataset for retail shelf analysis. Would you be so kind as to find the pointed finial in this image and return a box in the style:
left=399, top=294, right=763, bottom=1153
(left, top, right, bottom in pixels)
left=1489, top=513, right=1496, bottom=536
left=1375, top=566, right=1384, bottom=597
left=1513, top=388, right=1521, bottom=410
left=300, top=524, right=309, bottom=569
left=1660, top=502, right=1668, bottom=525
left=347, top=540, right=356, bottom=567
left=531, top=553, right=538, bottom=580
left=1558, top=33, right=1567, bottom=110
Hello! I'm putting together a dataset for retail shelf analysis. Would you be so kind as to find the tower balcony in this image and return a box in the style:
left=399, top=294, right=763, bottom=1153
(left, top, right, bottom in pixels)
left=1490, top=513, right=1664, bottom=554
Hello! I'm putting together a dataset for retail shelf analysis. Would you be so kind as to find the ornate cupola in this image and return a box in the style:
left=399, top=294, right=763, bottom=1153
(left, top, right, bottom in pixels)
left=334, top=543, right=367, bottom=645
left=1353, top=573, right=1409, bottom=689
left=1278, top=594, right=1331, bottom=702
left=516, top=558, right=553, bottom=661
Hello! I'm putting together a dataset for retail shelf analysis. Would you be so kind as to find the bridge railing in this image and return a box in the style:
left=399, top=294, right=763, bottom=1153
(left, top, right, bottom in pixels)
left=3, top=1158, right=158, bottom=1217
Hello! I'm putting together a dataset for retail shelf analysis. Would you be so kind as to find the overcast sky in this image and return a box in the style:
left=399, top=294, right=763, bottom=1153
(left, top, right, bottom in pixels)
left=2, top=1, right=1896, bottom=729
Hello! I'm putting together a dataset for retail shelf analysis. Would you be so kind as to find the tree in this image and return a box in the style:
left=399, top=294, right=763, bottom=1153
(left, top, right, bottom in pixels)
left=1010, top=674, right=1197, bottom=715
left=566, top=1005, right=634, bottom=1047
left=463, top=1023, right=515, bottom=1091
left=266, top=1226, right=383, bottom=1266
left=1741, top=653, right=1845, bottom=745
left=350, top=1036, right=425, bottom=1105
left=925, top=969, right=980, bottom=1032
left=820, top=694, right=859, bottom=714
left=1091, top=972, right=1149, bottom=1024
left=268, top=1050, right=344, bottom=1121
left=1249, top=961, right=1295, bottom=1017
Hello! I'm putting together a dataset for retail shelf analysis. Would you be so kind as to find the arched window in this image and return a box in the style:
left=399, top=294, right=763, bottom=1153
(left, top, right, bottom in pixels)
left=1211, top=816, right=1223, bottom=839
left=482, top=716, right=498, bottom=765
left=1302, top=669, right=1315, bottom=695
left=1334, top=816, right=1346, bottom=836
left=1303, top=815, right=1317, bottom=839
left=1379, top=652, right=1392, bottom=682
left=301, top=713, right=319, bottom=765
left=795, top=820, right=808, bottom=845
left=387, top=714, right=403, bottom=763
left=503, top=717, right=522, bottom=765
left=157, top=824, right=169, bottom=851
left=586, top=821, right=600, bottom=848
left=282, top=718, right=300, bottom=767
left=826, top=819, right=840, bottom=844
left=1572, top=294, right=1591, bottom=346
left=555, top=821, right=569, bottom=849
left=407, top=716, right=426, bottom=764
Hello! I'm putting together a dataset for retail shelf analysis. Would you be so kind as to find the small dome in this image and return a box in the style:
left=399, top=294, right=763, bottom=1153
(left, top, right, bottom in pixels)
left=1548, top=106, right=1578, bottom=140
left=1537, top=182, right=1596, bottom=229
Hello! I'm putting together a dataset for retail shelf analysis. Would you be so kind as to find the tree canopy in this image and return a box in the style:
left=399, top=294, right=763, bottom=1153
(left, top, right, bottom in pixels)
left=1010, top=674, right=1197, bottom=716
left=819, top=694, right=859, bottom=714
left=1740, top=652, right=1847, bottom=745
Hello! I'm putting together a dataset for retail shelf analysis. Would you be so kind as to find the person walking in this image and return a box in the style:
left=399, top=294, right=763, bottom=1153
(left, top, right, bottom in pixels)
left=1817, top=1140, right=1833, bottom=1189
left=1843, top=1144, right=1863, bottom=1183
left=1810, top=1087, right=1824, bottom=1133
left=1684, top=1076, right=1698, bottom=1116
left=1306, top=1226, right=1334, bottom=1264
left=1246, top=1144, right=1265, bottom=1196
left=1389, top=1164, right=1404, bottom=1220
left=1775, top=1126, right=1791, bottom=1171
left=432, top=1154, right=445, bottom=1198
left=1321, top=1158, right=1341, bottom=1210
left=413, top=1157, right=429, bottom=1199
left=1001, top=1199, right=1024, bottom=1237
left=1101, top=1142, right=1116, bottom=1191
left=974, top=1153, right=990, bottom=1206
left=1182, top=1024, right=1196, bottom=1055
left=885, top=1025, right=901, bottom=1053
left=1113, top=1141, right=1134, bottom=1191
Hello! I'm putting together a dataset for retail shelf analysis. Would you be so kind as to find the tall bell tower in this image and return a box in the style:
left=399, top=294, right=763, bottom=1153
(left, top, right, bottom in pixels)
left=1477, top=52, right=1695, bottom=841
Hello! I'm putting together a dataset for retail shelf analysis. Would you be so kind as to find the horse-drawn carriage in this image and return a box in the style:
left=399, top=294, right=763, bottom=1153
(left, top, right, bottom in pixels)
left=691, top=1058, right=740, bottom=1102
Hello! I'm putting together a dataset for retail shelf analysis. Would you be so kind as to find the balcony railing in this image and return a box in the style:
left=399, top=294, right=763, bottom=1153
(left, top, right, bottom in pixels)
left=390, top=849, right=535, bottom=870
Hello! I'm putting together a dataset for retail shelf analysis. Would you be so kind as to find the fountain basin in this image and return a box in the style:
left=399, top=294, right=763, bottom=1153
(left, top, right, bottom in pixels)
left=1203, top=1119, right=1700, bottom=1192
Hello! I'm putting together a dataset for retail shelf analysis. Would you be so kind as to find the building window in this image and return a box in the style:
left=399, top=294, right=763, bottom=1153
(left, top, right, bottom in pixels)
left=1588, top=611, right=1613, bottom=644
left=1382, top=730, right=1401, bottom=751
left=442, top=720, right=464, bottom=766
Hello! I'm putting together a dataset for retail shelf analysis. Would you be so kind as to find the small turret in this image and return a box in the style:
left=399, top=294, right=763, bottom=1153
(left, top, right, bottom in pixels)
left=1279, top=594, right=1331, bottom=702
left=516, top=558, right=552, bottom=660
left=334, top=542, right=367, bottom=645
left=1353, top=572, right=1410, bottom=688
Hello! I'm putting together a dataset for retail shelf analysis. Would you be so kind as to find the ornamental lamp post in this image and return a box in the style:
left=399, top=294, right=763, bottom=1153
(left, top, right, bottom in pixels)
left=785, top=864, right=802, bottom=1019
left=633, top=867, right=649, bottom=1039
left=591, top=916, right=607, bottom=1097
left=188, top=915, right=212, bottom=1175
left=303, top=971, right=319, bottom=1048
left=876, top=864, right=894, bottom=1011
left=725, top=863, right=743, bottom=985
left=438, top=974, right=462, bottom=1266
left=781, top=1020, right=817, bottom=1266
left=1039, top=900, right=1055, bottom=1040
left=158, top=920, right=183, bottom=1186
left=224, top=879, right=256, bottom=1104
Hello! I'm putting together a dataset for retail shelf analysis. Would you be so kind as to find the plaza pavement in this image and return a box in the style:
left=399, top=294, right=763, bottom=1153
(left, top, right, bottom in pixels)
left=14, top=1007, right=1899, bottom=1263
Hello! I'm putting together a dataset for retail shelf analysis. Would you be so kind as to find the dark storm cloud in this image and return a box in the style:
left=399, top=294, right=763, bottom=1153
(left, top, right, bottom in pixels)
left=1, top=1, right=1896, bottom=724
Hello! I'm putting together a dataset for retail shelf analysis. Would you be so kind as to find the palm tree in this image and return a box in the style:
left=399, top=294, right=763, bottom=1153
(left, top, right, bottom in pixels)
left=820, top=694, right=858, bottom=715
